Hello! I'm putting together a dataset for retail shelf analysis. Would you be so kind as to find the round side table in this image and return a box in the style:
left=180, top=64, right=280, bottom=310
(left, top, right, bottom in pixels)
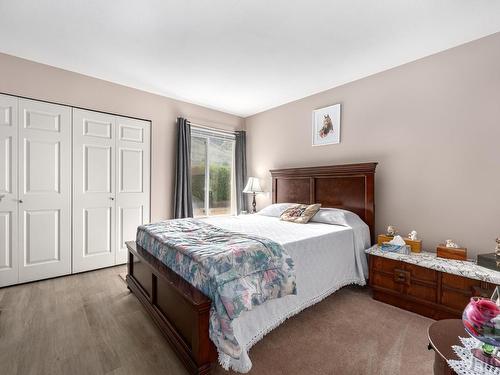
left=428, top=319, right=465, bottom=375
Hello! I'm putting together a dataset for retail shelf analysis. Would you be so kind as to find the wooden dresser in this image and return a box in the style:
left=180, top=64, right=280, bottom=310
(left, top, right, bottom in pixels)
left=367, top=247, right=500, bottom=319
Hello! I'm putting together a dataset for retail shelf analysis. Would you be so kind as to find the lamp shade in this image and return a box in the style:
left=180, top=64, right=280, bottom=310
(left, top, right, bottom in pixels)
left=243, top=177, right=263, bottom=194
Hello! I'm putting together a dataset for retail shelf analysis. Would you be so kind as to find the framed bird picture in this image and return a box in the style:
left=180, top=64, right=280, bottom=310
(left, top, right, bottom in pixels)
left=312, top=104, right=341, bottom=146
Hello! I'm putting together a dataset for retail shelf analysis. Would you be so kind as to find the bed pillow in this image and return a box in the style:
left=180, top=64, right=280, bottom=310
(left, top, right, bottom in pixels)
left=256, top=203, right=297, bottom=217
left=280, top=204, right=322, bottom=224
left=310, top=207, right=360, bottom=227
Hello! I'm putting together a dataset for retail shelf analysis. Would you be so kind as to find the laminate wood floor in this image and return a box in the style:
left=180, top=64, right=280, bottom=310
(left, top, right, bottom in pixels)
left=0, top=265, right=434, bottom=375
left=0, top=265, right=188, bottom=375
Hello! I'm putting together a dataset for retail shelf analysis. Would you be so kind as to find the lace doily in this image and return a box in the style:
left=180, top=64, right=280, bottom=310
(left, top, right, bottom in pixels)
left=447, top=337, right=500, bottom=375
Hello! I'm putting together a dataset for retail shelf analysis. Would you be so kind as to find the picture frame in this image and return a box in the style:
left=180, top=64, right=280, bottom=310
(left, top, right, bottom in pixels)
left=312, top=103, right=341, bottom=146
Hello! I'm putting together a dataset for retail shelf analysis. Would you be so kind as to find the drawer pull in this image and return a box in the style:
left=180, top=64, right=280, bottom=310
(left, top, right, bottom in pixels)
left=394, top=269, right=410, bottom=285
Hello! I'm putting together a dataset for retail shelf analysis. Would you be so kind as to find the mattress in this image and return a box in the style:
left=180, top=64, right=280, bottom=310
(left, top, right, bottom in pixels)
left=201, top=214, right=370, bottom=372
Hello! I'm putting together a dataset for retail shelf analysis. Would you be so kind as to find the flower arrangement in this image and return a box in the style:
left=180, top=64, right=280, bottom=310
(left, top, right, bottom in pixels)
left=463, top=297, right=500, bottom=346
left=463, top=289, right=500, bottom=365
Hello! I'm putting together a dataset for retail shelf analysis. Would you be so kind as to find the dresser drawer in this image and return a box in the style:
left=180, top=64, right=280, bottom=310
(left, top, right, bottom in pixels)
left=441, top=273, right=496, bottom=311
left=441, top=289, right=471, bottom=311
left=371, top=271, right=402, bottom=293
left=442, top=273, right=480, bottom=291
left=404, top=263, right=437, bottom=283
left=406, top=282, right=437, bottom=303
left=371, top=256, right=402, bottom=273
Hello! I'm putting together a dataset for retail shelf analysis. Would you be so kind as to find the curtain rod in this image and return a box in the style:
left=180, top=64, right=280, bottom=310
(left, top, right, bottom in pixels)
left=189, top=121, right=239, bottom=136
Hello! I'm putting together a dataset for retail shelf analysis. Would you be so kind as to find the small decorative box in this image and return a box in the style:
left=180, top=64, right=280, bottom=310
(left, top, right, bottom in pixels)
left=377, top=234, right=422, bottom=253
left=436, top=244, right=467, bottom=260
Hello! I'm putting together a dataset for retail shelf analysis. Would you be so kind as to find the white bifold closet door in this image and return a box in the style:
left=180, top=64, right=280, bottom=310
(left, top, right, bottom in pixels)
left=0, top=95, right=19, bottom=286
left=18, top=99, right=72, bottom=283
left=72, top=109, right=150, bottom=273
left=115, top=116, right=150, bottom=264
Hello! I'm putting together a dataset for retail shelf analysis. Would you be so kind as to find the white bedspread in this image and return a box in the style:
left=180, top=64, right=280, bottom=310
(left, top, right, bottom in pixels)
left=202, top=214, right=370, bottom=372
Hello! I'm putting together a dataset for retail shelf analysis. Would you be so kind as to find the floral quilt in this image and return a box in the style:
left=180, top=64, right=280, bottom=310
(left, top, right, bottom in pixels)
left=136, top=218, right=297, bottom=359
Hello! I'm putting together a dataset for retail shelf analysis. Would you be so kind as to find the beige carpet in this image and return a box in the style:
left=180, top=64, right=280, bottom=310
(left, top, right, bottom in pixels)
left=0, top=266, right=434, bottom=375
left=215, top=286, right=434, bottom=375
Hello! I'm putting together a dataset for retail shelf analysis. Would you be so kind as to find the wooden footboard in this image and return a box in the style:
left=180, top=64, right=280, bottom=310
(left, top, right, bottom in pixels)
left=125, top=241, right=217, bottom=375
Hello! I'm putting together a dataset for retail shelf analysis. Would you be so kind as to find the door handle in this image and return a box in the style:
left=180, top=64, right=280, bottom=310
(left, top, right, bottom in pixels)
left=19, top=199, right=23, bottom=203
left=110, top=197, right=115, bottom=201
left=0, top=194, right=4, bottom=202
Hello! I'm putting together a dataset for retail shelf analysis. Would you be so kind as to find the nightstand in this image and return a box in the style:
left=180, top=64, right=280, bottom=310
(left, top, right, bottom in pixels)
left=365, top=245, right=500, bottom=319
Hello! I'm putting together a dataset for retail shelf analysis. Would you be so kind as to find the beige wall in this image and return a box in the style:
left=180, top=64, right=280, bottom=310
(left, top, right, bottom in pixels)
left=2, top=31, right=499, bottom=257
left=0, top=53, right=244, bottom=222
left=246, top=32, right=500, bottom=258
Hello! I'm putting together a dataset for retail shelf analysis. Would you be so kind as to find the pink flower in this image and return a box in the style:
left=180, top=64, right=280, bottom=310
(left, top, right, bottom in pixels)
left=264, top=270, right=277, bottom=283
left=222, top=298, right=235, bottom=317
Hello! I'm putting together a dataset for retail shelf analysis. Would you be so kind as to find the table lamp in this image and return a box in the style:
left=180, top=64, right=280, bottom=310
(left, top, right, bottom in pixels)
left=243, top=177, right=263, bottom=213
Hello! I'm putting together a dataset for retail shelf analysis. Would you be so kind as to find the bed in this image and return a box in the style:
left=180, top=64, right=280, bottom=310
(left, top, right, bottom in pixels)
left=126, top=162, right=377, bottom=374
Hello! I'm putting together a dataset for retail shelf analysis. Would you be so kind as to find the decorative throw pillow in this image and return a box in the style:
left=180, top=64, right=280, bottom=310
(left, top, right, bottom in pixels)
left=280, top=204, right=322, bottom=224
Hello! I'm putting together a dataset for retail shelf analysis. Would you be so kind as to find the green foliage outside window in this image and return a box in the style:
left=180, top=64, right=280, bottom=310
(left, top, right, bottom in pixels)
left=192, top=165, right=230, bottom=208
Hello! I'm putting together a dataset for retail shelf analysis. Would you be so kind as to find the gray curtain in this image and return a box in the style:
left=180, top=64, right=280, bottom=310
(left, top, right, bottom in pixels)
left=173, top=117, right=193, bottom=218
left=235, top=130, right=248, bottom=214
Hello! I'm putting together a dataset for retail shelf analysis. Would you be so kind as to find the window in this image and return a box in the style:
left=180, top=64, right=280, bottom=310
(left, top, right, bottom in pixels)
left=191, top=127, right=235, bottom=217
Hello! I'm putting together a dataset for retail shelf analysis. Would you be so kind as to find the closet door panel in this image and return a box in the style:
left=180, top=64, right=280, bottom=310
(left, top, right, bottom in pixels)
left=115, top=117, right=150, bottom=264
left=84, top=206, right=112, bottom=255
left=24, top=210, right=60, bottom=264
left=119, top=148, right=143, bottom=192
left=18, top=99, right=71, bottom=283
left=73, top=109, right=116, bottom=272
left=85, top=145, right=112, bottom=192
left=0, top=94, right=18, bottom=287
left=118, top=205, right=143, bottom=258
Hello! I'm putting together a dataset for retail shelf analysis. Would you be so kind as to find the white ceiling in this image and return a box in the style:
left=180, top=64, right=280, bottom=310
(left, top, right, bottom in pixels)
left=1, top=1, right=500, bottom=117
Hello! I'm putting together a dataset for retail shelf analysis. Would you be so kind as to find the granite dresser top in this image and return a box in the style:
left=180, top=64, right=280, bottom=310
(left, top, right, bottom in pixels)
left=366, top=245, right=500, bottom=285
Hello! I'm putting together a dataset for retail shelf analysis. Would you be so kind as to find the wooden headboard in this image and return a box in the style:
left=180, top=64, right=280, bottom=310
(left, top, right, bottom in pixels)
left=270, top=162, right=378, bottom=244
